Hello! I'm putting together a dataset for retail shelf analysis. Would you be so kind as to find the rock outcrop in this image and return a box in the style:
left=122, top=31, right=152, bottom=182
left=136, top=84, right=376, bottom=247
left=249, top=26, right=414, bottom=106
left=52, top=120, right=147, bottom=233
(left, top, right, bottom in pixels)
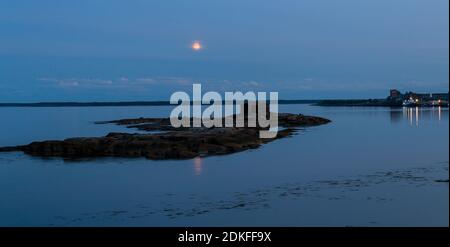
left=0, top=113, right=330, bottom=160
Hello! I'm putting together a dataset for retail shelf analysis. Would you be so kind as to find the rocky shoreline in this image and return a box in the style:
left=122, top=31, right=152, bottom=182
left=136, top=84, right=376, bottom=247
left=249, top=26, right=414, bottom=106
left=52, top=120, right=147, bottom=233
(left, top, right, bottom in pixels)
left=0, top=113, right=330, bottom=160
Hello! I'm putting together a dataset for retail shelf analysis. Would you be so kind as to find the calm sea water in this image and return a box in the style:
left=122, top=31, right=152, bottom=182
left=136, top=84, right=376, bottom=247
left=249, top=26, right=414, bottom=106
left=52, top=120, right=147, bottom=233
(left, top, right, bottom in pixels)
left=0, top=105, right=448, bottom=226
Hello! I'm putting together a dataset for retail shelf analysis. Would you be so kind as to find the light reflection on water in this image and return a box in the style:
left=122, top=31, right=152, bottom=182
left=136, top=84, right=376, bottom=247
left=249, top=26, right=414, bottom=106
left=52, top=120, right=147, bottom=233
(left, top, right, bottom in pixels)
left=194, top=156, right=203, bottom=176
left=390, top=106, right=445, bottom=126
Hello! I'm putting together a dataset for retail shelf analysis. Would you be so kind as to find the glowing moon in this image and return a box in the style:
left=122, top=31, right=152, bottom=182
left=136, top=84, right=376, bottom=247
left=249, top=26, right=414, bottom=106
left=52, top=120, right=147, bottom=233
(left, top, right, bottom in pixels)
left=191, top=41, right=202, bottom=51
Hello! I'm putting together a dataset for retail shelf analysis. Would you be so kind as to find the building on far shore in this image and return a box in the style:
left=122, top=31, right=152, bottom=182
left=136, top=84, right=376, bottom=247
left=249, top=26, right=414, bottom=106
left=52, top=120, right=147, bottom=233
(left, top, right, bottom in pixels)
left=390, top=89, right=401, bottom=98
left=388, top=89, right=449, bottom=106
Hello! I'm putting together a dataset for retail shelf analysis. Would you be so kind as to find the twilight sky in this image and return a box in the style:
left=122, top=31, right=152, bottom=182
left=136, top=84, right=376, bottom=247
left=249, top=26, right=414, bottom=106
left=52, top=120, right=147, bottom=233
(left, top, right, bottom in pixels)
left=0, top=0, right=448, bottom=102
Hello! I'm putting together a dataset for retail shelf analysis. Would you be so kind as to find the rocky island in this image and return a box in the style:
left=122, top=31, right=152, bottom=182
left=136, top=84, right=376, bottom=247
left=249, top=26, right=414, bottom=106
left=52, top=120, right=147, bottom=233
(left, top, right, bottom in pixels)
left=0, top=111, right=330, bottom=160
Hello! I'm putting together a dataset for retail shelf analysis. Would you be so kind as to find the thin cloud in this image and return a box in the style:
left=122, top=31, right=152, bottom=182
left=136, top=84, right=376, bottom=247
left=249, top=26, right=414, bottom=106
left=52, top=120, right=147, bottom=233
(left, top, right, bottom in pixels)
left=37, top=76, right=194, bottom=89
left=37, top=77, right=274, bottom=94
left=38, top=78, right=113, bottom=88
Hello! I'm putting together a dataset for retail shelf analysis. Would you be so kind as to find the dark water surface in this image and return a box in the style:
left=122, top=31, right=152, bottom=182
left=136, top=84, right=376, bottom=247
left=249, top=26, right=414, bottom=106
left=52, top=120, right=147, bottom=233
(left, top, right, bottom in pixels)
left=0, top=105, right=448, bottom=226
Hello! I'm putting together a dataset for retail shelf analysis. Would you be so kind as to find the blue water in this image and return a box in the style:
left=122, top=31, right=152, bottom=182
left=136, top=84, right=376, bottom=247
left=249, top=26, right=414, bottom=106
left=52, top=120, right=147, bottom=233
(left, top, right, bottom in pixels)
left=0, top=105, right=448, bottom=226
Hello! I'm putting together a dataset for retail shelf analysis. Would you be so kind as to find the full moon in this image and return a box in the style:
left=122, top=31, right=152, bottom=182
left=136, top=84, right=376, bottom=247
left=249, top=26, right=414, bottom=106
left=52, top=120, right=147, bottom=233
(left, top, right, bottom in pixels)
left=191, top=41, right=202, bottom=51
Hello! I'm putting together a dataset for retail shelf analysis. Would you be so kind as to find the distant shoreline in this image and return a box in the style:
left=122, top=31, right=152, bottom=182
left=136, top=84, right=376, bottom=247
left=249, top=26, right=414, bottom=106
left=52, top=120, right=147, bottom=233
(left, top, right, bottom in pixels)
left=1, top=99, right=449, bottom=107
left=315, top=99, right=449, bottom=107
left=0, top=100, right=320, bottom=107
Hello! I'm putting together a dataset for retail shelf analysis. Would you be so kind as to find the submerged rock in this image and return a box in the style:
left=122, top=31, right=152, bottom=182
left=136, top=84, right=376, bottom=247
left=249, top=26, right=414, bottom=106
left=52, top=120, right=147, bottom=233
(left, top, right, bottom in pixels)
left=435, top=179, right=449, bottom=183
left=0, top=113, right=330, bottom=160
